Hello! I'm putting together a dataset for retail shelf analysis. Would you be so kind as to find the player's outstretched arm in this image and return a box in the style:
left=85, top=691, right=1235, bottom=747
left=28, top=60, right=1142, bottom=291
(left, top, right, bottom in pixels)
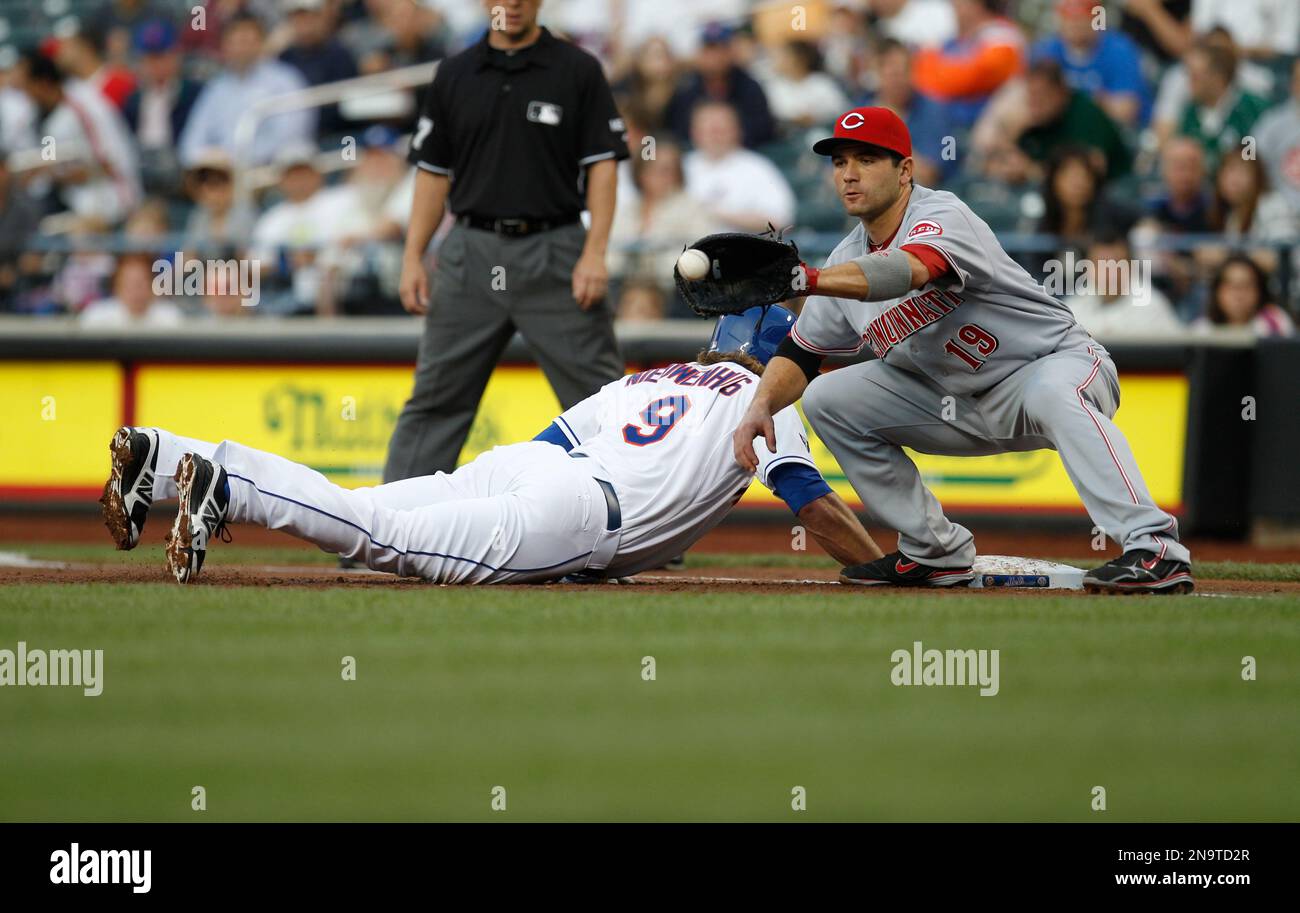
left=734, top=355, right=809, bottom=472
left=795, top=249, right=930, bottom=302
left=798, top=491, right=884, bottom=567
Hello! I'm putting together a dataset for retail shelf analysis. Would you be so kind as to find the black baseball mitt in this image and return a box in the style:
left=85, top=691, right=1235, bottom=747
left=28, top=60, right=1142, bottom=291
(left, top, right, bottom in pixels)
left=673, top=229, right=804, bottom=317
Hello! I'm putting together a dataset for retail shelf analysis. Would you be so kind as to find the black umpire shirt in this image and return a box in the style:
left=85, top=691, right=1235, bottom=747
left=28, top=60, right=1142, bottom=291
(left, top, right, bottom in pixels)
left=408, top=27, right=630, bottom=222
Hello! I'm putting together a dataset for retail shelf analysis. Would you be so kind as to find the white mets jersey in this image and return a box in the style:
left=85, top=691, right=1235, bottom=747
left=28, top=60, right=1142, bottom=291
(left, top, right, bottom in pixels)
left=543, top=360, right=821, bottom=576
left=792, top=184, right=1091, bottom=395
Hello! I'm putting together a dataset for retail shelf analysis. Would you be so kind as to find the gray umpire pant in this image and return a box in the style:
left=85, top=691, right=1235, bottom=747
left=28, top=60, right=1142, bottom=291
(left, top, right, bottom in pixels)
left=802, top=342, right=1190, bottom=568
left=384, top=222, right=624, bottom=482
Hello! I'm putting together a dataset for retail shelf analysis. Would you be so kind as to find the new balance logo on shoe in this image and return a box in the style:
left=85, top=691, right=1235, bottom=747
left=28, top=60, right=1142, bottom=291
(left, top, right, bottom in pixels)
left=200, top=503, right=222, bottom=534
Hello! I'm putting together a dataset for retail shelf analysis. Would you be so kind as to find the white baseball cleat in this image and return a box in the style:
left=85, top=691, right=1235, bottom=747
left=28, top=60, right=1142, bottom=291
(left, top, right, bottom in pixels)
left=165, top=452, right=231, bottom=584
left=100, top=426, right=160, bottom=551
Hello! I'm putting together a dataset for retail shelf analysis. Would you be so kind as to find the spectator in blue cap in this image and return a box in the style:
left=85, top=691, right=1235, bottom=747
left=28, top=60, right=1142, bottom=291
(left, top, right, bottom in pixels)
left=100, top=0, right=168, bottom=63
left=123, top=18, right=202, bottom=187
left=665, top=21, right=776, bottom=149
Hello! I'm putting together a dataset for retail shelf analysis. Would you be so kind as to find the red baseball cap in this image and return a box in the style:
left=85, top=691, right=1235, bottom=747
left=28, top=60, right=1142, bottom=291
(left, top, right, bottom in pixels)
left=1057, top=0, right=1098, bottom=17
left=812, top=106, right=912, bottom=159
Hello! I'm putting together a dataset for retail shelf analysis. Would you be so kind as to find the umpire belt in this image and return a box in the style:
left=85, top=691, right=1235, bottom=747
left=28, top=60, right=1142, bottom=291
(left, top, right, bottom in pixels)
left=458, top=213, right=579, bottom=238
left=569, top=451, right=622, bottom=573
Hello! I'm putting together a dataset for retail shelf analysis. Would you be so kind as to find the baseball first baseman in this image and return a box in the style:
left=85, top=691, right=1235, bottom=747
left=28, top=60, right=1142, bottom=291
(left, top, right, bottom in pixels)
left=100, top=307, right=882, bottom=584
left=732, top=107, right=1193, bottom=594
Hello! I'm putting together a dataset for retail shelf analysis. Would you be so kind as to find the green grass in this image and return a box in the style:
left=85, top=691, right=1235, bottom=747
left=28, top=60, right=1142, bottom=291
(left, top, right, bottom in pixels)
left=1, top=583, right=1297, bottom=821
left=15, top=543, right=1300, bottom=582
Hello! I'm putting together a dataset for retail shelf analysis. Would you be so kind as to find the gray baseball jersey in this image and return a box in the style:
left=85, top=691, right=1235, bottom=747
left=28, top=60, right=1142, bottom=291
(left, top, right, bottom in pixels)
left=792, top=184, right=1089, bottom=395
left=792, top=183, right=1189, bottom=570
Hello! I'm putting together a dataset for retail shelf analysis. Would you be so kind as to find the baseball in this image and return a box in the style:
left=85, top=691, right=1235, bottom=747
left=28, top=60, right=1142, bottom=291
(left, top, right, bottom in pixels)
left=676, top=248, right=711, bottom=281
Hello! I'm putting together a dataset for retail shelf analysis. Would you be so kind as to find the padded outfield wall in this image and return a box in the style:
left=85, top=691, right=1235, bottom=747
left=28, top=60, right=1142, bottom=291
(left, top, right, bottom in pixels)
left=2, top=319, right=1289, bottom=537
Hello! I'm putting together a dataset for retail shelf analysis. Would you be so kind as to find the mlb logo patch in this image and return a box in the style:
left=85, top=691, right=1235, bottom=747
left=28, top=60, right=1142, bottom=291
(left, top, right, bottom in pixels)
left=527, top=101, right=564, bottom=126
left=907, top=220, right=943, bottom=239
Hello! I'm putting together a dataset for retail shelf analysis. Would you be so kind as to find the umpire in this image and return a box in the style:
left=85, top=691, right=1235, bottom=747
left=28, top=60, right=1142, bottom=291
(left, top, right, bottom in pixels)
left=387, top=0, right=628, bottom=482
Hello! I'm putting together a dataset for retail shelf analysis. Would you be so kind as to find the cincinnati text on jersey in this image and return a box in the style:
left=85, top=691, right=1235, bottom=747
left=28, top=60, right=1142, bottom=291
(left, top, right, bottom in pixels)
left=863, top=289, right=965, bottom=359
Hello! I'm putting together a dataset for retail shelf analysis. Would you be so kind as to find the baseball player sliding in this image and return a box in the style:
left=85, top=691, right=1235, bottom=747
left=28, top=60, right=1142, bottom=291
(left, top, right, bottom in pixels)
left=99, top=307, right=882, bottom=584
left=726, top=106, right=1192, bottom=594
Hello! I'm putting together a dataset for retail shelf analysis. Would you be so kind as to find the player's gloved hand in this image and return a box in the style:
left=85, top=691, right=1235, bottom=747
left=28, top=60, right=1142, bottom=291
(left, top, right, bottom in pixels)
left=399, top=254, right=430, bottom=316
left=733, top=402, right=777, bottom=473
left=675, top=229, right=815, bottom=317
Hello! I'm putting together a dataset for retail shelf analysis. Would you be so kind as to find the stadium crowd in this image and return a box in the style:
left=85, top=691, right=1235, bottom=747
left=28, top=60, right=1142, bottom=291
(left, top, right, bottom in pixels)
left=0, top=0, right=1297, bottom=338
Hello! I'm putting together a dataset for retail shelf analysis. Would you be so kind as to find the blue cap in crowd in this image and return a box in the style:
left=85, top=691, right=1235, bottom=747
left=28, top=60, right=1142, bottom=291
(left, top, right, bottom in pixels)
left=360, top=125, right=400, bottom=151
left=700, top=22, right=735, bottom=46
left=134, top=19, right=177, bottom=55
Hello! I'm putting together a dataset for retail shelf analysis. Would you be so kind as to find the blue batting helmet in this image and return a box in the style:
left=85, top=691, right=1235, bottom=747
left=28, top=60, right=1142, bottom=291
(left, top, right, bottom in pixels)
left=707, top=304, right=796, bottom=366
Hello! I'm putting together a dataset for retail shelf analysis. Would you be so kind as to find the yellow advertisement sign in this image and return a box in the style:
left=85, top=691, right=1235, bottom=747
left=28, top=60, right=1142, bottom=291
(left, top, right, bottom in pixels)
left=133, top=365, right=560, bottom=486
left=5, top=361, right=1186, bottom=512
left=816, top=375, right=1188, bottom=510
left=0, top=362, right=123, bottom=493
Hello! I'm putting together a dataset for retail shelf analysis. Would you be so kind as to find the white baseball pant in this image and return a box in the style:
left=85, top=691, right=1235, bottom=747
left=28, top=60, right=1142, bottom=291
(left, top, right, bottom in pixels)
left=146, top=430, right=621, bottom=583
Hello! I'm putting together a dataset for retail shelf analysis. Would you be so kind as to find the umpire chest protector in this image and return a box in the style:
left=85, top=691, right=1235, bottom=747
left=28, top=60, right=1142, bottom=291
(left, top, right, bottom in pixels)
left=408, top=27, right=628, bottom=223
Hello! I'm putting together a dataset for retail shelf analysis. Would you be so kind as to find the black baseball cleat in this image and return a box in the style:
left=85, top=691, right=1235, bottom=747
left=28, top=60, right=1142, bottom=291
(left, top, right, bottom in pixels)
left=1083, top=550, right=1193, bottom=594
left=165, top=453, right=231, bottom=584
left=100, top=426, right=160, bottom=550
left=840, top=551, right=975, bottom=587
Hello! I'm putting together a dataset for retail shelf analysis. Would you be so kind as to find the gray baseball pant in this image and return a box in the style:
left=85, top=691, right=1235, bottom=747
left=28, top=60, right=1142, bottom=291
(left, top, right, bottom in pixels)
left=802, top=343, right=1190, bottom=567
left=384, top=223, right=624, bottom=482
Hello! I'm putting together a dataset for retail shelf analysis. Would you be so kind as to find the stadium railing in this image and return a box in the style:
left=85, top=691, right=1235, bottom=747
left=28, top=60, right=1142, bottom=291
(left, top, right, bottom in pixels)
left=230, top=60, right=439, bottom=202
left=10, top=231, right=1294, bottom=319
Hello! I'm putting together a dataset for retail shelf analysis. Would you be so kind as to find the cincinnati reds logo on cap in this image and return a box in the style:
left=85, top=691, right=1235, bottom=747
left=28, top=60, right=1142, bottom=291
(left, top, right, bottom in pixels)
left=813, top=106, right=913, bottom=158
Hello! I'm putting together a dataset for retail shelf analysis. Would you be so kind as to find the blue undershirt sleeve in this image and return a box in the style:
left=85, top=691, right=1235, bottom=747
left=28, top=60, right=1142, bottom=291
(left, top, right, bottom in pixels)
left=768, top=462, right=832, bottom=515
left=532, top=422, right=574, bottom=451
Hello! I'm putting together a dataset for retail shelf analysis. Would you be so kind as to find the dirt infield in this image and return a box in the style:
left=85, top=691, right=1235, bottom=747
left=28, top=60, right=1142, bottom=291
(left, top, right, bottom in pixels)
left=2, top=512, right=1296, bottom=597
left=6, top=512, right=1300, bottom=562
left=1, top=557, right=1294, bottom=598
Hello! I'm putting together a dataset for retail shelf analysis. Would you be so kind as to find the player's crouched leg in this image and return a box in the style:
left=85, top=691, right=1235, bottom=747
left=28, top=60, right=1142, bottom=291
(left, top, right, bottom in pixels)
left=801, top=371, right=857, bottom=452
left=803, top=366, right=980, bottom=581
left=1008, top=351, right=1193, bottom=593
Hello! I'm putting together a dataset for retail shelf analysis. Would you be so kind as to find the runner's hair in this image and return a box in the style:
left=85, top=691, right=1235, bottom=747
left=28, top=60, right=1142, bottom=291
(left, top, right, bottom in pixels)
left=696, top=349, right=765, bottom=376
